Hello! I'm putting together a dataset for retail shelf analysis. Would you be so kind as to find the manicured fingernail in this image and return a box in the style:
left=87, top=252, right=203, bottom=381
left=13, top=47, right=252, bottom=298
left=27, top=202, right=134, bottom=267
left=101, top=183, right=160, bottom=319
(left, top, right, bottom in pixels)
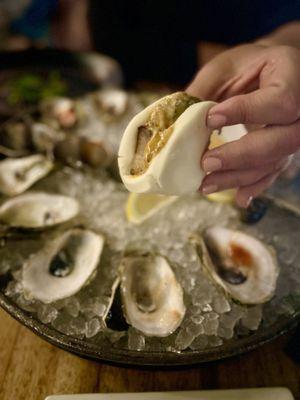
left=202, top=184, right=218, bottom=195
left=203, top=157, right=222, bottom=172
left=207, top=113, right=227, bottom=129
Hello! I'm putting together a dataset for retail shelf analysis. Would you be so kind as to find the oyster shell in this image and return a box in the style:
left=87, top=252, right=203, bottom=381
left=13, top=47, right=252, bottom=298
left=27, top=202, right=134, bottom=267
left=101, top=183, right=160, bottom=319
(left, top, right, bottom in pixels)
left=31, top=123, right=65, bottom=154
left=54, top=136, right=113, bottom=168
left=119, top=252, right=185, bottom=337
left=40, top=97, right=80, bottom=129
left=0, top=155, right=53, bottom=196
left=22, top=228, right=104, bottom=303
left=0, top=192, right=79, bottom=228
left=0, top=120, right=31, bottom=153
left=118, top=92, right=247, bottom=195
left=93, top=89, right=128, bottom=121
left=192, top=227, right=279, bottom=304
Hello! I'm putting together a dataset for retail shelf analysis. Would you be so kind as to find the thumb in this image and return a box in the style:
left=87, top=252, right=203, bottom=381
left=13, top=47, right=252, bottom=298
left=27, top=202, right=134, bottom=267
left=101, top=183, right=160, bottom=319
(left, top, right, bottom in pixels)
left=206, top=86, right=300, bottom=128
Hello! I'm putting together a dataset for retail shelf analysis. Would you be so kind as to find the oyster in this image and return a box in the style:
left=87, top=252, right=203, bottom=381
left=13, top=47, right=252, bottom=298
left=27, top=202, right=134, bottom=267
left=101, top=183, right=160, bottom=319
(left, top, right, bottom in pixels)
left=0, top=155, right=54, bottom=196
left=0, top=120, right=31, bottom=153
left=22, top=229, right=104, bottom=303
left=40, top=97, right=80, bottom=129
left=192, top=227, right=279, bottom=304
left=93, top=89, right=128, bottom=121
left=119, top=252, right=185, bottom=337
left=118, top=92, right=247, bottom=195
left=0, top=192, right=79, bottom=228
left=31, top=123, right=64, bottom=154
left=54, top=136, right=113, bottom=168
left=118, top=92, right=213, bottom=195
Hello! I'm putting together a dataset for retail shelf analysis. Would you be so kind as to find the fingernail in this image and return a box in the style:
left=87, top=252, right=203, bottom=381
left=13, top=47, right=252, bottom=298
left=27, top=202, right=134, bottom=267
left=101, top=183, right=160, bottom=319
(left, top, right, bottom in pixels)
left=238, top=196, right=253, bottom=208
left=207, top=113, right=227, bottom=129
left=203, top=157, right=222, bottom=172
left=246, top=196, right=253, bottom=208
left=202, top=184, right=218, bottom=195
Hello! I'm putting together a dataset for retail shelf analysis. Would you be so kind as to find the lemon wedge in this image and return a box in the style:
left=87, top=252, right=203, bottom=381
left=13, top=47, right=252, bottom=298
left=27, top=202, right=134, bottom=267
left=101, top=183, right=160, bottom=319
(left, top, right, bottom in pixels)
left=206, top=189, right=236, bottom=204
left=209, top=130, right=225, bottom=150
left=206, top=130, right=236, bottom=204
left=126, top=193, right=177, bottom=224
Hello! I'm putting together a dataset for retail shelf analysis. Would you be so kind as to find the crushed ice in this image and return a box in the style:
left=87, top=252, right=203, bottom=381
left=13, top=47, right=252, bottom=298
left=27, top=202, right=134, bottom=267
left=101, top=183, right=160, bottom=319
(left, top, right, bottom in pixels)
left=1, top=165, right=300, bottom=353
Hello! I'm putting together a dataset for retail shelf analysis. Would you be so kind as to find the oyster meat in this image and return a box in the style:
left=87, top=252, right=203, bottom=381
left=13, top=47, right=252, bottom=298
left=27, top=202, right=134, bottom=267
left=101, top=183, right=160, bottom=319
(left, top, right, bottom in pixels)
left=0, top=155, right=53, bottom=196
left=22, top=229, right=104, bottom=303
left=0, top=192, right=79, bottom=228
left=192, top=227, right=279, bottom=304
left=119, top=252, right=186, bottom=337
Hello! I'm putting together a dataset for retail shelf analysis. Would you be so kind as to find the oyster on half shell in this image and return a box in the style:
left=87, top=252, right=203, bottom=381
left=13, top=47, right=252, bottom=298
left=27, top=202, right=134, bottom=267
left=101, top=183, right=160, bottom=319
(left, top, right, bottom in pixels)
left=0, top=154, right=54, bottom=196
left=22, top=228, right=104, bottom=303
left=0, top=192, right=79, bottom=229
left=191, top=227, right=279, bottom=304
left=119, top=252, right=186, bottom=337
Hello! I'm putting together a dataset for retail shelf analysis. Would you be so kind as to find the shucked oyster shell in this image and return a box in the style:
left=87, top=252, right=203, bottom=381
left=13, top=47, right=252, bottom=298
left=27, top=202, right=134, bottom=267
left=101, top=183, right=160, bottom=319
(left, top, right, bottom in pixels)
left=0, top=154, right=53, bottom=196
left=119, top=252, right=186, bottom=337
left=118, top=92, right=247, bottom=195
left=22, top=228, right=104, bottom=303
left=192, top=227, right=279, bottom=304
left=0, top=192, right=79, bottom=229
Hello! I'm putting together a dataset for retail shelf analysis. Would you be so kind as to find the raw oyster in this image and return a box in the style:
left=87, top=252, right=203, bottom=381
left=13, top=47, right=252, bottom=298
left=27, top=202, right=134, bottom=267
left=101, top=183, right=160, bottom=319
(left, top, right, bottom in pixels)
left=31, top=123, right=64, bottom=154
left=0, top=120, right=31, bottom=153
left=119, top=91, right=247, bottom=195
left=192, top=227, right=279, bottom=304
left=0, top=155, right=53, bottom=196
left=118, top=92, right=213, bottom=195
left=119, top=252, right=186, bottom=337
left=22, top=229, right=104, bottom=303
left=40, top=97, right=81, bottom=129
left=0, top=192, right=79, bottom=229
left=93, top=89, right=128, bottom=121
left=54, top=136, right=113, bottom=168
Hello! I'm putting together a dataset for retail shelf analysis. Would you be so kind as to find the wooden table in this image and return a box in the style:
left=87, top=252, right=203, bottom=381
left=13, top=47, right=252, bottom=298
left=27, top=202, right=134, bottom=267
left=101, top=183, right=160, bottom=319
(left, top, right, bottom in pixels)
left=1, top=308, right=299, bottom=400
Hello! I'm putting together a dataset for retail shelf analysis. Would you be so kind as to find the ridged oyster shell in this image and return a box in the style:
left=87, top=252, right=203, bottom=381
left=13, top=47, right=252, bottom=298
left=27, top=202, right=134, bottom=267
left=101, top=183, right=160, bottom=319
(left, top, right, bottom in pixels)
left=0, top=192, right=79, bottom=229
left=192, top=227, right=279, bottom=304
left=0, top=154, right=53, bottom=196
left=119, top=252, right=186, bottom=337
left=22, top=228, right=104, bottom=303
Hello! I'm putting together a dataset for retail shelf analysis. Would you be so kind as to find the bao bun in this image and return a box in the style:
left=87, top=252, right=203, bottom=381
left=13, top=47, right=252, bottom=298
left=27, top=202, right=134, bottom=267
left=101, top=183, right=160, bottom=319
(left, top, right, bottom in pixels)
left=118, top=93, right=246, bottom=195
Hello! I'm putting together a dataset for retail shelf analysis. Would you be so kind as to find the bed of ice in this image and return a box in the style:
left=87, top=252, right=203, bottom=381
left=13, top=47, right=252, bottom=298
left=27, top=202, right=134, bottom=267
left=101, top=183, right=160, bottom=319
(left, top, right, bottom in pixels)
left=1, top=165, right=300, bottom=354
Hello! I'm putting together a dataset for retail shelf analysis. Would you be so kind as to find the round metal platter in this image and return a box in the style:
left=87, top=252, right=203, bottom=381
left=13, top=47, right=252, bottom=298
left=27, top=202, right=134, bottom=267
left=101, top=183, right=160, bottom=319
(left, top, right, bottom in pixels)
left=0, top=196, right=299, bottom=367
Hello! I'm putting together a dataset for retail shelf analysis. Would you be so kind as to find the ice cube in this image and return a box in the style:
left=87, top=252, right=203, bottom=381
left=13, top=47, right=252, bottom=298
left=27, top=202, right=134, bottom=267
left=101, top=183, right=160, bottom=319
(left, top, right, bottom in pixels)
left=241, top=306, right=262, bottom=330
left=127, top=328, right=145, bottom=351
left=175, top=328, right=195, bottom=350
left=212, top=295, right=231, bottom=314
left=37, top=304, right=58, bottom=324
left=85, top=318, right=102, bottom=338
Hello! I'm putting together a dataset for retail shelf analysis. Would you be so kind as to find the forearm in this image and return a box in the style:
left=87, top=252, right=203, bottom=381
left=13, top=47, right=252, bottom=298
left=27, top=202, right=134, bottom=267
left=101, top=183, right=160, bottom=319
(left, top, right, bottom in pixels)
left=255, top=21, right=300, bottom=49
left=51, top=0, right=92, bottom=51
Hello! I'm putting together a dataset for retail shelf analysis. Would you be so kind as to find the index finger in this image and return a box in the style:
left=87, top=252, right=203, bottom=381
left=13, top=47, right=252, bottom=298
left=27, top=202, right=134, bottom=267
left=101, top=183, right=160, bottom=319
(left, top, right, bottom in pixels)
left=202, top=120, right=300, bottom=172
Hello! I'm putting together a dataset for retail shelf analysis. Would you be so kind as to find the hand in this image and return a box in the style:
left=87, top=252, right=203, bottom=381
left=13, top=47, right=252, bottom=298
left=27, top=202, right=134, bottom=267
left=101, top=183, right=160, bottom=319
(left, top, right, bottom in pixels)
left=187, top=44, right=300, bottom=207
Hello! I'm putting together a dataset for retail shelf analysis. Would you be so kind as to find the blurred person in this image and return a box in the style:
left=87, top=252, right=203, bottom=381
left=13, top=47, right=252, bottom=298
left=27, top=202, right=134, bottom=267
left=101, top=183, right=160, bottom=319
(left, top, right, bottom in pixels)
left=0, top=0, right=58, bottom=50
left=4, top=0, right=300, bottom=205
